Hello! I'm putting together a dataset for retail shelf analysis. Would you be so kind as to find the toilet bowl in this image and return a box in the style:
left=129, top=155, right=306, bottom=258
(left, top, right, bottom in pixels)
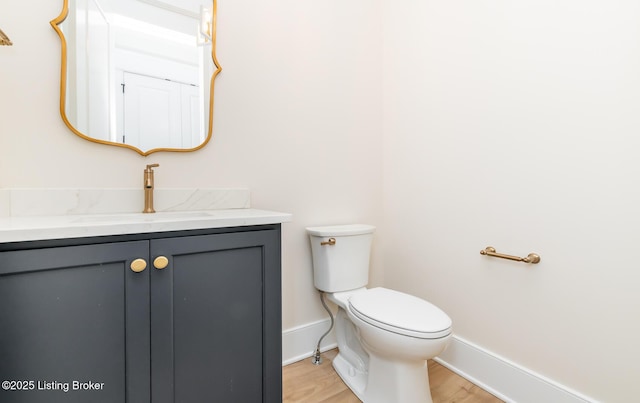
left=307, top=225, right=452, bottom=403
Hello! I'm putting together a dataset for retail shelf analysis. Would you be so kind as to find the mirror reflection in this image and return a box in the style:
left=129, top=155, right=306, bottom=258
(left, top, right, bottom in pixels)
left=52, top=0, right=221, bottom=155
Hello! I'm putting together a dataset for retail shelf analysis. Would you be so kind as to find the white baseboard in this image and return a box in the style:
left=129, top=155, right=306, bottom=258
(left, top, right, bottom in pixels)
left=435, top=336, right=598, bottom=403
left=282, top=323, right=597, bottom=403
left=282, top=318, right=337, bottom=366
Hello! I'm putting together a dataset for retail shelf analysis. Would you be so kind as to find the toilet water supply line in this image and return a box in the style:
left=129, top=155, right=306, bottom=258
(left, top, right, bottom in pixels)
left=312, top=291, right=335, bottom=365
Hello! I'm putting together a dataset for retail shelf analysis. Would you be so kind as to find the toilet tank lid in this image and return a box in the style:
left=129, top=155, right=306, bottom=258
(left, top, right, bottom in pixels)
left=306, top=224, right=376, bottom=237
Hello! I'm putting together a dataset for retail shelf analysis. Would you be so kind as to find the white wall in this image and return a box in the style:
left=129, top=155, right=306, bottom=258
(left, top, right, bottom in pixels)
left=0, top=0, right=383, bottom=336
left=382, top=1, right=640, bottom=401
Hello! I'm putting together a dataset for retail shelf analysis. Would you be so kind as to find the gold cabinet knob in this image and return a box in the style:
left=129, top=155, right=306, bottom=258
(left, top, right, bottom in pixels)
left=130, top=258, right=148, bottom=273
left=153, top=256, right=169, bottom=270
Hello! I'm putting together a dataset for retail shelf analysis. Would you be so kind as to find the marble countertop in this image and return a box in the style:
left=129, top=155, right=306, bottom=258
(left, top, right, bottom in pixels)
left=0, top=209, right=292, bottom=243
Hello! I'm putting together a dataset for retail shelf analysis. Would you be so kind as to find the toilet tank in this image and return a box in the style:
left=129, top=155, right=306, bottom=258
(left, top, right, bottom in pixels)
left=306, top=224, right=376, bottom=292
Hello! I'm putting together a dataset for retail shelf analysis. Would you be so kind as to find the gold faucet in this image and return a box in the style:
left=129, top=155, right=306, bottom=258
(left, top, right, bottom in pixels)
left=143, top=164, right=159, bottom=213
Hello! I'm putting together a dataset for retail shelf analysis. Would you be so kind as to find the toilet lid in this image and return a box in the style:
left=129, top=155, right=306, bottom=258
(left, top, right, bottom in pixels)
left=348, top=288, right=452, bottom=339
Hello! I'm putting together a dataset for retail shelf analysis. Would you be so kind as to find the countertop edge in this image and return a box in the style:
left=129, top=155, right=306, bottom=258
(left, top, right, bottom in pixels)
left=0, top=209, right=293, bottom=244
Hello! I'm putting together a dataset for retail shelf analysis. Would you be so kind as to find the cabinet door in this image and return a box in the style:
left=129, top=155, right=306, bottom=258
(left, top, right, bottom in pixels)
left=0, top=241, right=151, bottom=403
left=150, top=229, right=281, bottom=403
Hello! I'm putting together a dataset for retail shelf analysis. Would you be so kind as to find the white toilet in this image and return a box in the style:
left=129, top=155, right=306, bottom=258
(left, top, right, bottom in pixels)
left=307, top=224, right=452, bottom=403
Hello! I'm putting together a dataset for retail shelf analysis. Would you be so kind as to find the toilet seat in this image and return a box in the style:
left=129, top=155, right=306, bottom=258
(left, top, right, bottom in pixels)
left=348, top=287, right=452, bottom=339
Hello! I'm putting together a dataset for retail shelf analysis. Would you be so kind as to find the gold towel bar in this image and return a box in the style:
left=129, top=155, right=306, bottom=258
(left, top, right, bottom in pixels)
left=480, top=246, right=540, bottom=264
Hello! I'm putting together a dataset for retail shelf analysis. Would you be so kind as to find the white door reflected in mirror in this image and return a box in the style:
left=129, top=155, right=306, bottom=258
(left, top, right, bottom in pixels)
left=120, top=72, right=201, bottom=151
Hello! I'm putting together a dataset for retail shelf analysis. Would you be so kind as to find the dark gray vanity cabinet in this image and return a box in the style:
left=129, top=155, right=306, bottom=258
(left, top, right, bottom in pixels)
left=150, top=229, right=282, bottom=403
left=0, top=240, right=150, bottom=403
left=0, top=225, right=282, bottom=403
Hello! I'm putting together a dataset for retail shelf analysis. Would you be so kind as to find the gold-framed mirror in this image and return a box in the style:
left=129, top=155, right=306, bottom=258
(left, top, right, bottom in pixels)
left=0, top=28, right=12, bottom=46
left=51, top=0, right=221, bottom=156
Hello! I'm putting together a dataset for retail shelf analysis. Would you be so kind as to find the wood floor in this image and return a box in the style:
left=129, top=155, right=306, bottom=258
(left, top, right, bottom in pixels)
left=283, top=349, right=503, bottom=403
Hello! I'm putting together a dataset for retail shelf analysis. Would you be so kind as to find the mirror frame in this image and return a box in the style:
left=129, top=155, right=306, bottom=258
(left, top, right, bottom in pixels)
left=50, top=0, right=222, bottom=156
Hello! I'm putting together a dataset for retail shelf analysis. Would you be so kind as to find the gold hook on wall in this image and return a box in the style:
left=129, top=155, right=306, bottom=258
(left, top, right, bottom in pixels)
left=0, top=28, right=12, bottom=46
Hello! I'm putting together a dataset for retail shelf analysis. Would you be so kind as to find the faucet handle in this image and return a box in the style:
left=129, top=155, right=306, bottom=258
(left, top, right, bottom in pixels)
left=144, top=164, right=159, bottom=189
